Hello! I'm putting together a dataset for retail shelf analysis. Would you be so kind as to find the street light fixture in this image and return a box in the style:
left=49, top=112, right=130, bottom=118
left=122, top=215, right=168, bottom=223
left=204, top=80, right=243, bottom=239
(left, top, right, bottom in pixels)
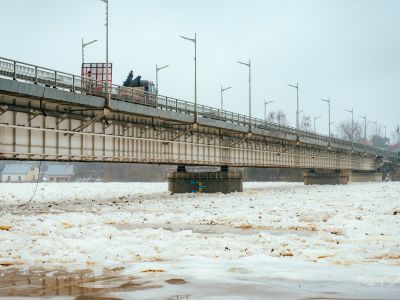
left=237, top=59, right=251, bottom=128
left=180, top=33, right=197, bottom=122
left=220, top=86, right=232, bottom=110
left=100, top=0, right=109, bottom=103
left=321, top=97, right=332, bottom=144
left=380, top=124, right=387, bottom=141
left=359, top=114, right=367, bottom=144
left=81, top=38, right=98, bottom=65
left=368, top=120, right=378, bottom=136
left=314, top=115, right=322, bottom=132
left=264, top=100, right=274, bottom=121
left=155, top=64, right=170, bottom=93
left=288, top=82, right=299, bottom=131
left=345, top=108, right=354, bottom=146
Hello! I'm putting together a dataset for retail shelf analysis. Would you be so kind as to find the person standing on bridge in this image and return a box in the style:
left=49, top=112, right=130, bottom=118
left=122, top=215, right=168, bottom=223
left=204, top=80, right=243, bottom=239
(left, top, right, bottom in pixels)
left=86, top=70, right=95, bottom=93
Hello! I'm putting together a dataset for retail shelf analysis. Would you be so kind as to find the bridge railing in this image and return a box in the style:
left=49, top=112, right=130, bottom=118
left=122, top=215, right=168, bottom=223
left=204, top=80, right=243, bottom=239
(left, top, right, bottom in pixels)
left=0, top=56, right=397, bottom=159
left=0, top=57, right=111, bottom=98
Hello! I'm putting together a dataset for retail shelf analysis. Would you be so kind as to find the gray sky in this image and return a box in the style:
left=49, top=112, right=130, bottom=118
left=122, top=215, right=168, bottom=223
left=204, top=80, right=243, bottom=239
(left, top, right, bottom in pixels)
left=2, top=0, right=399, bottom=138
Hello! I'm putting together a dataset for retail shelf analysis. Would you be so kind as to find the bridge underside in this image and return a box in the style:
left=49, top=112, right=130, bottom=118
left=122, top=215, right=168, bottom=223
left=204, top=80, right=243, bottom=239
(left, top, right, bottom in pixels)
left=0, top=77, right=390, bottom=192
left=0, top=93, right=377, bottom=171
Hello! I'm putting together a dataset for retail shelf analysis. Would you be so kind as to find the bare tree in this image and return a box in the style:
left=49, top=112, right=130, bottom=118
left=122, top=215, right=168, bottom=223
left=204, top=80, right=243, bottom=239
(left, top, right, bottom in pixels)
left=336, top=119, right=363, bottom=142
left=370, top=135, right=390, bottom=148
left=300, top=115, right=312, bottom=131
left=267, top=110, right=289, bottom=126
left=267, top=111, right=276, bottom=123
left=391, top=125, right=400, bottom=144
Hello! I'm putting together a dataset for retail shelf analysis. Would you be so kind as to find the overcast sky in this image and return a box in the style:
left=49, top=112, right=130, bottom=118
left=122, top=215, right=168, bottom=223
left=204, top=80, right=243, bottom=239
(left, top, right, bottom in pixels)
left=2, top=0, right=399, bottom=138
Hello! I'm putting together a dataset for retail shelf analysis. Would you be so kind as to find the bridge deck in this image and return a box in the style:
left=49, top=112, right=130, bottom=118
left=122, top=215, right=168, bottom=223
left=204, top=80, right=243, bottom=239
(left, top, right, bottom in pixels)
left=0, top=56, right=398, bottom=170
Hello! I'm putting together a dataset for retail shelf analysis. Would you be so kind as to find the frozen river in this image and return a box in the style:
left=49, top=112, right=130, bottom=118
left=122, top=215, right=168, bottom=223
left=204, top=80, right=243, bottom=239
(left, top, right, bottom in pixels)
left=0, top=182, right=400, bottom=299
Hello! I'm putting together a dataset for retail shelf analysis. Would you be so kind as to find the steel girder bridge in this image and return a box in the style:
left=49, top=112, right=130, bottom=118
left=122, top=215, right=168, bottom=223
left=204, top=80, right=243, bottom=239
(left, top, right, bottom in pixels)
left=0, top=57, right=398, bottom=175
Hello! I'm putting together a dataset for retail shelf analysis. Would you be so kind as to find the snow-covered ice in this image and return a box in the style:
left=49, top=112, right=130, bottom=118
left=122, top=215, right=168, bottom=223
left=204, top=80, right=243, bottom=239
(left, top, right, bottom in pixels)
left=1, top=181, right=400, bottom=299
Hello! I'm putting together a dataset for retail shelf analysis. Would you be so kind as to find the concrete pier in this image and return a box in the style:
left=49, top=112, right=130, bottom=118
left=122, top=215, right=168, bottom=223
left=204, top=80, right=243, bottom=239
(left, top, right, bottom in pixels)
left=349, top=172, right=382, bottom=182
left=303, top=169, right=351, bottom=185
left=168, top=166, right=243, bottom=193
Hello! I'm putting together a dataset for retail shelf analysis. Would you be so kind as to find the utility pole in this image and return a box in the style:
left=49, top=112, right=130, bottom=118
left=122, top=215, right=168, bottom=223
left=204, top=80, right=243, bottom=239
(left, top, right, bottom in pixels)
left=220, top=85, right=232, bottom=110
left=321, top=97, right=332, bottom=145
left=264, top=100, right=274, bottom=122
left=237, top=59, right=251, bottom=129
left=180, top=33, right=197, bottom=122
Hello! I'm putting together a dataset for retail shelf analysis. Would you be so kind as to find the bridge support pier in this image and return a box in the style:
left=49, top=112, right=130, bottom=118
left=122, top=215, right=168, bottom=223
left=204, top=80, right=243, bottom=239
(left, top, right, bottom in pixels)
left=303, top=169, right=351, bottom=185
left=349, top=171, right=382, bottom=183
left=168, top=166, right=243, bottom=193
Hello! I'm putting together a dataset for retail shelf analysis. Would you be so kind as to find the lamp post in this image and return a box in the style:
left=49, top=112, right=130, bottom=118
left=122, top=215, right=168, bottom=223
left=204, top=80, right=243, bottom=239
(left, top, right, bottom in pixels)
left=81, top=38, right=98, bottom=65
left=237, top=59, right=251, bottom=128
left=264, top=100, right=274, bottom=121
left=378, top=124, right=387, bottom=149
left=180, top=33, right=197, bottom=121
left=220, top=85, right=232, bottom=110
left=100, top=0, right=109, bottom=102
left=380, top=124, right=387, bottom=140
left=321, top=97, right=331, bottom=144
left=359, top=114, right=367, bottom=144
left=155, top=64, right=169, bottom=93
left=288, top=82, right=299, bottom=131
left=313, top=115, right=321, bottom=132
left=369, top=120, right=378, bottom=136
left=345, top=108, right=354, bottom=146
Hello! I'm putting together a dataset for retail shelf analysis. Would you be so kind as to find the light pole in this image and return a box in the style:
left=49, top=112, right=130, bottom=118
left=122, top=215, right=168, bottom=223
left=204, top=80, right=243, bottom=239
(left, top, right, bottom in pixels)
left=100, top=0, right=109, bottom=101
left=220, top=85, right=232, bottom=110
left=313, top=115, right=321, bottom=132
left=288, top=82, right=299, bottom=131
left=155, top=64, right=169, bottom=93
left=380, top=124, right=387, bottom=140
left=237, top=59, right=251, bottom=128
left=359, top=114, right=367, bottom=144
left=264, top=100, right=274, bottom=121
left=180, top=33, right=197, bottom=121
left=369, top=120, right=378, bottom=136
left=345, top=108, right=354, bottom=146
left=81, top=38, right=98, bottom=65
left=321, top=97, right=331, bottom=144
left=378, top=124, right=387, bottom=149
left=298, top=109, right=305, bottom=129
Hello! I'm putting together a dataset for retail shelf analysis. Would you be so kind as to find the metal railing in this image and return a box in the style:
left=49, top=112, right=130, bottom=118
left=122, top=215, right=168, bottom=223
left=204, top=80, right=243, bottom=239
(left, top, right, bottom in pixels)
left=0, top=56, right=398, bottom=159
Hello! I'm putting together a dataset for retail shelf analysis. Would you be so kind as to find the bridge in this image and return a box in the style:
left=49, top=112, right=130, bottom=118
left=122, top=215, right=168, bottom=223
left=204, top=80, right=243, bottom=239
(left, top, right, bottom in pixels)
left=0, top=57, right=398, bottom=192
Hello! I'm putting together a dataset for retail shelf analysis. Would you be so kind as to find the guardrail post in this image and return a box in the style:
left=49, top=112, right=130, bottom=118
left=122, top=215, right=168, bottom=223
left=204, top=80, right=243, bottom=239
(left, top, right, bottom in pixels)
left=34, top=66, right=38, bottom=84
left=166, top=97, right=168, bottom=110
left=131, top=88, right=134, bottom=103
left=13, top=61, right=17, bottom=80
left=176, top=100, right=178, bottom=112
left=72, top=75, right=75, bottom=92
left=54, top=71, right=57, bottom=88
